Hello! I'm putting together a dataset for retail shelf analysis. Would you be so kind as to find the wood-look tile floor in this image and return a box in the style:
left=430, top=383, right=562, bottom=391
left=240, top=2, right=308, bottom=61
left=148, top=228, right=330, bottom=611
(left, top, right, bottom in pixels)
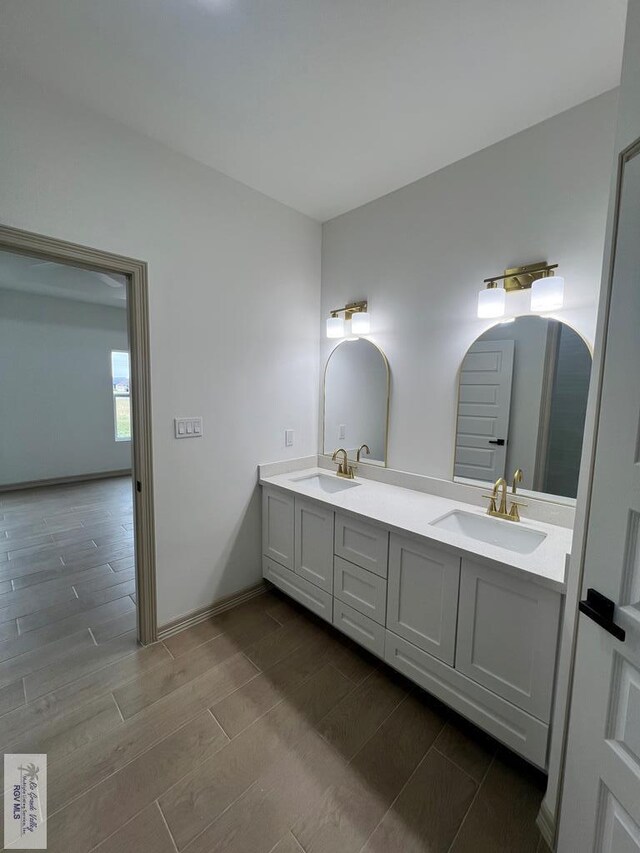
left=0, top=479, right=552, bottom=852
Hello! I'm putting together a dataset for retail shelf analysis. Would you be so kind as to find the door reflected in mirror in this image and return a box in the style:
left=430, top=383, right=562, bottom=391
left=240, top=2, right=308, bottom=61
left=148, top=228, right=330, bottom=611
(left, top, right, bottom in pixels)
left=323, top=338, right=389, bottom=466
left=454, top=316, right=592, bottom=500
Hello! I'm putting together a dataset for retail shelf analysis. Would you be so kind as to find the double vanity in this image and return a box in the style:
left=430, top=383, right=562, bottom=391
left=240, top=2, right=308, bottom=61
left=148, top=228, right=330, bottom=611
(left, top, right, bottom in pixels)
left=260, top=464, right=572, bottom=770
left=260, top=310, right=588, bottom=770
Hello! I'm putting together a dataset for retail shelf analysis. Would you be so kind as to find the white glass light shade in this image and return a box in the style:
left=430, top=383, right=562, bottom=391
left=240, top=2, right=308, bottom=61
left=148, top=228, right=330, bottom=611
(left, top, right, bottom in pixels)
left=326, top=316, right=345, bottom=338
left=531, top=275, right=564, bottom=312
left=477, top=286, right=506, bottom=319
left=350, top=311, right=370, bottom=335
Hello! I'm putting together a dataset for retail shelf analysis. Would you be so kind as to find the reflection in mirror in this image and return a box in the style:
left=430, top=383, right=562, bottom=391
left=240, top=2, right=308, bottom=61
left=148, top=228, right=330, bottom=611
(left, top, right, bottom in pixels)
left=454, top=316, right=592, bottom=500
left=323, top=339, right=389, bottom=466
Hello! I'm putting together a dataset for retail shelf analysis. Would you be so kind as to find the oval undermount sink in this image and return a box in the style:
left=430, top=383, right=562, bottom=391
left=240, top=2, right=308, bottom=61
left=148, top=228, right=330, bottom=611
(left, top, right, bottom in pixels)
left=290, top=473, right=361, bottom=494
left=430, top=509, right=547, bottom=554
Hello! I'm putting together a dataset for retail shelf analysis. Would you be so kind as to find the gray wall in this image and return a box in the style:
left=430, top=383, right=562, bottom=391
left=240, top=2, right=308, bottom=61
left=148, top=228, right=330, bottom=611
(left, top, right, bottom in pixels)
left=0, top=67, right=321, bottom=625
left=0, top=289, right=131, bottom=486
left=321, top=90, right=617, bottom=479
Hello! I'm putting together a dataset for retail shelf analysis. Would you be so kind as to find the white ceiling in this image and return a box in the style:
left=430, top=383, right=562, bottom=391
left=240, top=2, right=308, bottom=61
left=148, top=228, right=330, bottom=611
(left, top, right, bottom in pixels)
left=0, top=0, right=627, bottom=221
left=0, top=251, right=128, bottom=308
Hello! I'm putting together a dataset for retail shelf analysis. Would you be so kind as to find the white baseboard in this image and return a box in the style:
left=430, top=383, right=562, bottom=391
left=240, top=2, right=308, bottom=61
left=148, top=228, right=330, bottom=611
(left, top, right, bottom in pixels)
left=536, top=801, right=555, bottom=850
left=157, top=581, right=268, bottom=640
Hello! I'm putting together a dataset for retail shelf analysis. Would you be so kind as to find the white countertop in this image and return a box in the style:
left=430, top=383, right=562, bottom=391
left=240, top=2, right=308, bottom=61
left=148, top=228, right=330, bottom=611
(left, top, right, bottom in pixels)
left=260, top=467, right=571, bottom=592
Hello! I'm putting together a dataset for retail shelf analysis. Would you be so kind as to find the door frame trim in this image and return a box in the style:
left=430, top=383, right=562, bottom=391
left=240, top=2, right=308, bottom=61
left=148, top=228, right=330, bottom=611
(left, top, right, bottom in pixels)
left=0, top=223, right=157, bottom=644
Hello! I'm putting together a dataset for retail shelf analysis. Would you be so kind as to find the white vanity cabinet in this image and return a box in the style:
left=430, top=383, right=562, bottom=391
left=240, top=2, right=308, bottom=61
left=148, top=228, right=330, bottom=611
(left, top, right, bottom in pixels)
left=261, top=481, right=564, bottom=769
left=263, top=557, right=333, bottom=622
left=334, top=555, right=387, bottom=624
left=455, top=559, right=561, bottom=721
left=334, top=513, right=389, bottom=577
left=386, top=534, right=460, bottom=665
left=294, top=498, right=334, bottom=593
left=262, top=487, right=295, bottom=570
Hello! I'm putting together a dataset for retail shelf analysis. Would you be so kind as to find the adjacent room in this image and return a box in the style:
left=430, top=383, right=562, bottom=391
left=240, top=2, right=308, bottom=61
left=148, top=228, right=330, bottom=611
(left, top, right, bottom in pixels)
left=0, top=250, right=137, bottom=655
left=0, top=1, right=638, bottom=851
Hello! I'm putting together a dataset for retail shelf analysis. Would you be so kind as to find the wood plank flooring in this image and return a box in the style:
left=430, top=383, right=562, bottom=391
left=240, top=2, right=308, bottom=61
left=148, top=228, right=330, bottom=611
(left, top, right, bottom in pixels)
left=0, top=479, right=552, bottom=851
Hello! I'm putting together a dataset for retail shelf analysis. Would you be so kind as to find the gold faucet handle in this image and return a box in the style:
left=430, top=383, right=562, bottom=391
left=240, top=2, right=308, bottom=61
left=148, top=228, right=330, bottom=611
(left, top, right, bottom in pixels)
left=508, top=500, right=527, bottom=521
left=482, top=494, right=498, bottom=514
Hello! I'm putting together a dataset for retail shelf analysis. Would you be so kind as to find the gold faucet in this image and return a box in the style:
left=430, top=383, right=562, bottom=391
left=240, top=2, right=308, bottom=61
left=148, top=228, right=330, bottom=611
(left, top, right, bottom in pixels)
left=484, top=470, right=527, bottom=522
left=332, top=448, right=355, bottom=479
left=356, top=444, right=371, bottom=463
left=512, top=468, right=523, bottom=493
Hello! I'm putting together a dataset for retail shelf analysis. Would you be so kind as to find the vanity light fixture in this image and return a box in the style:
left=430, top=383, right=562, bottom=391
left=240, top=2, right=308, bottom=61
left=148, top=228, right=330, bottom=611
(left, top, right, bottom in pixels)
left=326, top=300, right=369, bottom=338
left=477, top=282, right=507, bottom=319
left=478, top=262, right=563, bottom=318
left=530, top=274, right=565, bottom=312
left=326, top=315, right=345, bottom=338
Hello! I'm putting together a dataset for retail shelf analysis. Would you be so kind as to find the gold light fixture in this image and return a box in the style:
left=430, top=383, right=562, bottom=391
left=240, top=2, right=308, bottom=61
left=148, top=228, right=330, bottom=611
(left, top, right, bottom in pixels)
left=478, top=262, right=564, bottom=318
left=326, top=300, right=369, bottom=338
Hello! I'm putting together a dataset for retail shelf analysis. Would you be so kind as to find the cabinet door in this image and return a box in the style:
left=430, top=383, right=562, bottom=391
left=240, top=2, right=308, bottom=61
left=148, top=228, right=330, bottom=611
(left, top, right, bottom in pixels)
left=456, top=559, right=561, bottom=721
left=335, top=514, right=389, bottom=577
left=294, top=497, right=334, bottom=593
left=262, top=487, right=294, bottom=570
left=386, top=534, right=460, bottom=664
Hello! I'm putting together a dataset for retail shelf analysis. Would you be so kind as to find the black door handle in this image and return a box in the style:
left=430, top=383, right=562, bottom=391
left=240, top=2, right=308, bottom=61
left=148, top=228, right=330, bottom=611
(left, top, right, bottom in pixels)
left=488, top=439, right=505, bottom=446
left=578, top=588, right=626, bottom=641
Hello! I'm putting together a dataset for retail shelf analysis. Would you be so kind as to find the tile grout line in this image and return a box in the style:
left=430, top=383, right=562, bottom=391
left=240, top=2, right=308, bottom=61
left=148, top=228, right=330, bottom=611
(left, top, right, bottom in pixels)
left=156, top=799, right=180, bottom=852
left=111, top=691, right=125, bottom=723
left=432, top=744, right=493, bottom=787
left=48, top=705, right=229, bottom=822
left=445, top=753, right=496, bottom=853
left=351, top=719, right=447, bottom=853
left=46, top=652, right=262, bottom=816
left=268, top=831, right=307, bottom=853
left=169, top=660, right=380, bottom=853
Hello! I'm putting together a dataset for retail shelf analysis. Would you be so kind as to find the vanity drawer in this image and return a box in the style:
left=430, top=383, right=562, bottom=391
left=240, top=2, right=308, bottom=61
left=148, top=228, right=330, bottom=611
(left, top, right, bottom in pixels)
left=455, top=559, right=561, bottom=722
left=335, top=513, right=389, bottom=577
left=334, top=556, right=387, bottom=624
left=384, top=631, right=549, bottom=769
left=333, top=600, right=385, bottom=658
left=262, top=557, right=333, bottom=624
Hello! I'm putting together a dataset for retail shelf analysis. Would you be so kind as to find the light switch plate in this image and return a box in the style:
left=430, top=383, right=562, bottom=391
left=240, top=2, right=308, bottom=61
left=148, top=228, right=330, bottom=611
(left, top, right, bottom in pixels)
left=285, top=429, right=294, bottom=447
left=339, top=424, right=346, bottom=440
left=175, top=417, right=203, bottom=439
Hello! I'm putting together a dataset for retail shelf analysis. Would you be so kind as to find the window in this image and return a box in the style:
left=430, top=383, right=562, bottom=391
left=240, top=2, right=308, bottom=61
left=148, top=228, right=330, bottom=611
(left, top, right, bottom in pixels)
left=111, top=350, right=131, bottom=441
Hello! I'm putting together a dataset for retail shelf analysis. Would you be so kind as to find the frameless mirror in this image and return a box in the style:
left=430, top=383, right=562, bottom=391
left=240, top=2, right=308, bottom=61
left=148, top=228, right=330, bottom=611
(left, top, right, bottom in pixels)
left=454, top=315, right=592, bottom=500
left=323, top=339, right=389, bottom=466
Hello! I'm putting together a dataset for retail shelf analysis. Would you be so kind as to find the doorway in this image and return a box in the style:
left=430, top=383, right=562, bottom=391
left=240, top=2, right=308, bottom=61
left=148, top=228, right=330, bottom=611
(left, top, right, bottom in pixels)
left=0, top=224, right=156, bottom=644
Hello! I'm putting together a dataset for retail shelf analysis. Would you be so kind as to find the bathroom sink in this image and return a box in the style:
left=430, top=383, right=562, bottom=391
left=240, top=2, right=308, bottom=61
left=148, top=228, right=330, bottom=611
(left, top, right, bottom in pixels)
left=290, top=473, right=361, bottom=494
left=430, top=510, right=547, bottom=554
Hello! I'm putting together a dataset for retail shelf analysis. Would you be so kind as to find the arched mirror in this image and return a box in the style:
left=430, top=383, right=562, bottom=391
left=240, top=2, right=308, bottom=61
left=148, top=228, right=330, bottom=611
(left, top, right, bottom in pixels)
left=454, top=316, right=592, bottom=500
left=323, top=339, right=390, bottom=466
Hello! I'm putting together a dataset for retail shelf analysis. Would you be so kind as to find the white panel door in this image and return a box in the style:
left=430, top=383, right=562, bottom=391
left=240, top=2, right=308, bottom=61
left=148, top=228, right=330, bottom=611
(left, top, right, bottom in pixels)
left=456, top=559, right=561, bottom=721
left=386, top=534, right=460, bottom=665
left=454, top=339, right=514, bottom=482
left=294, top=497, right=334, bottom=593
left=558, top=143, right=640, bottom=851
left=262, top=487, right=294, bottom=570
